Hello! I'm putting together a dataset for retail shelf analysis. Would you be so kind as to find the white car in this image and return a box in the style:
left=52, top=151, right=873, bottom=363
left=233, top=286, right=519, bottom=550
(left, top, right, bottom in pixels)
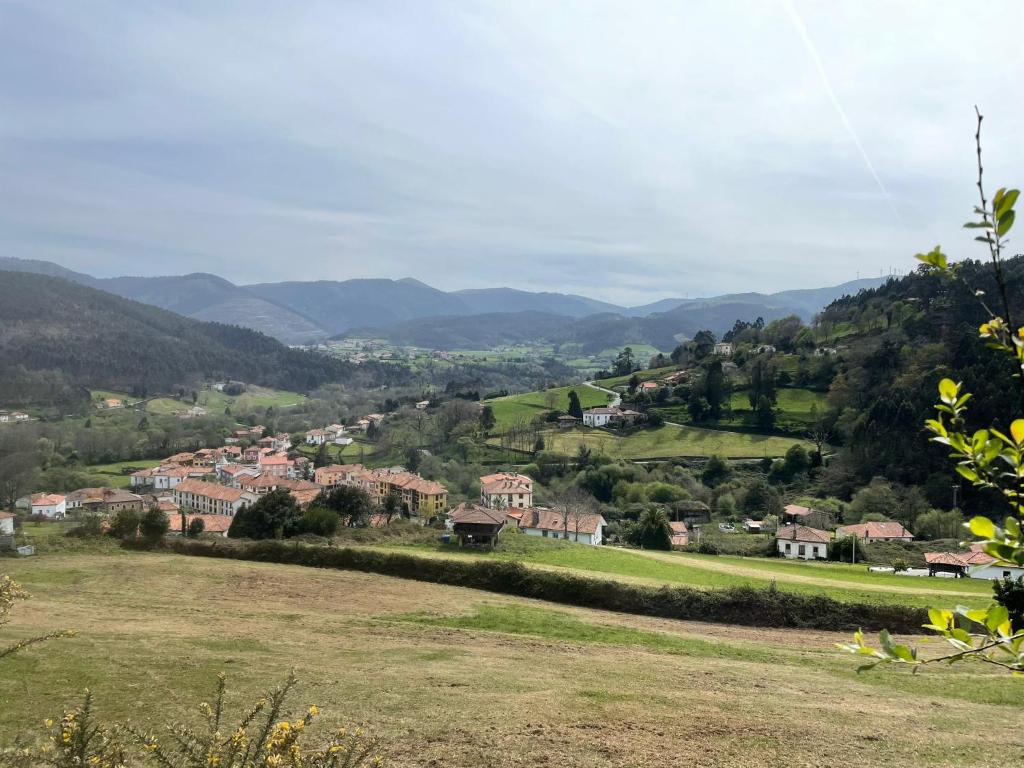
left=718, top=523, right=736, bottom=532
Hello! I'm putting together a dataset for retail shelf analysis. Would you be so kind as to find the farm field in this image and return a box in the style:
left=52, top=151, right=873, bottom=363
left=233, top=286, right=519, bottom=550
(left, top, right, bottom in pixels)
left=484, top=385, right=609, bottom=430
left=84, top=458, right=162, bottom=488
left=595, top=365, right=678, bottom=389
left=143, top=386, right=306, bottom=415
left=538, top=424, right=809, bottom=459
left=2, top=552, right=1019, bottom=768
left=377, top=536, right=993, bottom=610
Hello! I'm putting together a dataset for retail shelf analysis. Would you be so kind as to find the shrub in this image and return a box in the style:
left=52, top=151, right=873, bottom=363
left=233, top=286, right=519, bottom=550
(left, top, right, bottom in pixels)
left=4, top=674, right=383, bottom=768
left=67, top=514, right=104, bottom=539
left=186, top=517, right=205, bottom=538
left=108, top=509, right=141, bottom=541
left=993, top=576, right=1024, bottom=628
left=166, top=539, right=926, bottom=633
left=228, top=491, right=301, bottom=540
left=138, top=507, right=169, bottom=545
left=301, top=507, right=340, bottom=537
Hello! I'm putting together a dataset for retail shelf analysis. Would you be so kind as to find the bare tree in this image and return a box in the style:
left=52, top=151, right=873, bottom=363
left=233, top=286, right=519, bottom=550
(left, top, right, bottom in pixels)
left=551, top=486, right=598, bottom=542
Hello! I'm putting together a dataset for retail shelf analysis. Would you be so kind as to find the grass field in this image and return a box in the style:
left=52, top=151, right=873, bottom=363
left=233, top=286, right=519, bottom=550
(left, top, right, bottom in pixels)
left=84, top=458, right=161, bottom=488
left=144, top=387, right=306, bottom=415
left=484, top=385, right=609, bottom=430
left=377, top=535, right=994, bottom=610
left=538, top=424, right=808, bottom=459
left=595, top=365, right=678, bottom=389
left=2, top=552, right=1019, bottom=767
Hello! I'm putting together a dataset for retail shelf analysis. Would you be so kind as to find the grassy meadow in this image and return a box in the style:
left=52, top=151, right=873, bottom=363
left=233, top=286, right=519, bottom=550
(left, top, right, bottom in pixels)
left=539, top=424, right=808, bottom=459
left=83, top=458, right=162, bottom=488
left=484, top=385, right=610, bottom=430
left=2, top=551, right=1020, bottom=768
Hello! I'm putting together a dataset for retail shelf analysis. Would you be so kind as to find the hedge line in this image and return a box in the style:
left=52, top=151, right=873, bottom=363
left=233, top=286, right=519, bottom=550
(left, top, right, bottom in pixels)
left=167, top=539, right=927, bottom=633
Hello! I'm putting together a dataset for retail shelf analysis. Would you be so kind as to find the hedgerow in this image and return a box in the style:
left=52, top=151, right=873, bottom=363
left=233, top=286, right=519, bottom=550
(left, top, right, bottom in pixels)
left=167, top=539, right=926, bottom=633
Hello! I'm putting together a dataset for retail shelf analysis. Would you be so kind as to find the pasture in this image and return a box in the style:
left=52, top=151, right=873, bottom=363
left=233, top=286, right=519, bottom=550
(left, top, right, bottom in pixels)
left=1, top=552, right=1019, bottom=768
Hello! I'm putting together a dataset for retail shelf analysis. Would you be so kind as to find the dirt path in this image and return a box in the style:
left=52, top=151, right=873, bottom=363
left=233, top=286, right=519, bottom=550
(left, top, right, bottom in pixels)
left=584, top=380, right=621, bottom=407
left=629, top=549, right=986, bottom=600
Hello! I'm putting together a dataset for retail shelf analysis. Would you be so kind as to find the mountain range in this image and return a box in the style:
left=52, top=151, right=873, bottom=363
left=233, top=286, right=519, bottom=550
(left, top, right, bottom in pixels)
left=0, top=257, right=884, bottom=348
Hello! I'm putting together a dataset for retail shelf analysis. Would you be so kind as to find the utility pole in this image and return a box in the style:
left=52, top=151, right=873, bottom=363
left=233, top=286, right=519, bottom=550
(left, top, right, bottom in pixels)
left=952, top=484, right=960, bottom=511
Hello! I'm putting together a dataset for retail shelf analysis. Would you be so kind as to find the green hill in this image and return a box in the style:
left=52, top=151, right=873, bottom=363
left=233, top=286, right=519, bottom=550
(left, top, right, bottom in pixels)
left=0, top=272, right=400, bottom=406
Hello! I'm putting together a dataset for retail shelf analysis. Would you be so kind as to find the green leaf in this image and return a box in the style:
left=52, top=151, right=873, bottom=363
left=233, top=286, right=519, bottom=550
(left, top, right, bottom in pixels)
left=995, top=189, right=1020, bottom=218
left=997, top=209, right=1015, bottom=237
left=969, top=516, right=996, bottom=539
left=1005, top=516, right=1021, bottom=539
left=986, top=605, right=1009, bottom=633
left=955, top=465, right=979, bottom=483
left=914, top=246, right=948, bottom=270
left=963, top=221, right=992, bottom=229
left=938, top=378, right=959, bottom=402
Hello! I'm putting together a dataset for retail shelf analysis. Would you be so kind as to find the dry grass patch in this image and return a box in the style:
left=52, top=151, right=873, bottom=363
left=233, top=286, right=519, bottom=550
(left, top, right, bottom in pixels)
left=1, top=553, right=1021, bottom=768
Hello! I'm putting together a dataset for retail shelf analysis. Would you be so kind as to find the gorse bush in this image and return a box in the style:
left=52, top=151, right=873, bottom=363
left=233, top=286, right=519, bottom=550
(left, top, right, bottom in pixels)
left=167, top=539, right=926, bottom=633
left=1, top=674, right=383, bottom=768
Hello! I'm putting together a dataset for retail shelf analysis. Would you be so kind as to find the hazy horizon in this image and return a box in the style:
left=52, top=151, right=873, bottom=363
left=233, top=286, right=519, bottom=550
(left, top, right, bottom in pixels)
left=2, top=2, right=1022, bottom=304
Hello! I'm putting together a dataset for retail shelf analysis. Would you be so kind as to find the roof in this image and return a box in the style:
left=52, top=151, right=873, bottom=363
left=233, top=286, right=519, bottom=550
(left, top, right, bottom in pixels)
left=173, top=479, right=248, bottom=503
left=173, top=512, right=232, bottom=534
left=0, top=511, right=15, bottom=520
left=836, top=521, right=913, bottom=540
left=449, top=503, right=506, bottom=526
left=30, top=493, right=65, bottom=506
left=519, top=507, right=606, bottom=536
left=783, top=504, right=816, bottom=517
left=585, top=407, right=621, bottom=415
left=480, top=472, right=533, bottom=495
left=259, top=454, right=290, bottom=465
left=776, top=524, right=831, bottom=544
left=925, top=551, right=996, bottom=567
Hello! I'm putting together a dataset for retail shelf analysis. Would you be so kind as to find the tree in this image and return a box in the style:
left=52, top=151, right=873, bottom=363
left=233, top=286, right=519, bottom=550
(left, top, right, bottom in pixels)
left=382, top=490, right=402, bottom=523
left=567, top=390, right=584, bottom=420
left=187, top=517, right=205, bottom=537
left=630, top=506, right=673, bottom=550
left=704, top=360, right=727, bottom=419
left=314, top=485, right=374, bottom=528
left=701, top=455, right=730, bottom=487
left=613, top=347, right=636, bottom=376
left=754, top=395, right=775, bottom=430
left=550, top=487, right=597, bottom=541
left=692, top=330, right=715, bottom=360
left=843, top=113, right=1024, bottom=672
left=300, top=506, right=340, bottom=537
left=846, top=478, right=900, bottom=524
left=628, top=374, right=641, bottom=394
left=747, top=357, right=777, bottom=409
left=478, top=405, right=496, bottom=435
left=913, top=508, right=963, bottom=540
left=108, top=508, right=141, bottom=540
left=139, top=505, right=169, bottom=544
left=314, top=442, right=329, bottom=468
left=228, top=490, right=302, bottom=540
left=404, top=446, right=422, bottom=473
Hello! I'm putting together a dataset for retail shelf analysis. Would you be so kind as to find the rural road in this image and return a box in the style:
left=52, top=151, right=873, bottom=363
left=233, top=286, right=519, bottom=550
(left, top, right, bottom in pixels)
left=584, top=380, right=621, bottom=408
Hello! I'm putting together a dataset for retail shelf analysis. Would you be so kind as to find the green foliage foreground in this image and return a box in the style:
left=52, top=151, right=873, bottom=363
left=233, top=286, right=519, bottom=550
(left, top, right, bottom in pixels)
left=167, top=538, right=927, bottom=633
left=843, top=111, right=1024, bottom=673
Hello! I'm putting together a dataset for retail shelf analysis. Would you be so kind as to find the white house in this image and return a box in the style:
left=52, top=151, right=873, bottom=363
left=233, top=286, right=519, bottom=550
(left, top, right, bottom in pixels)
left=776, top=524, right=830, bottom=560
left=0, top=511, right=15, bottom=536
left=517, top=507, right=606, bottom=546
left=151, top=465, right=203, bottom=491
left=713, top=342, right=733, bottom=356
left=305, top=429, right=328, bottom=446
left=583, top=407, right=621, bottom=428
left=479, top=472, right=534, bottom=509
left=415, top=400, right=430, bottom=410
left=29, top=493, right=67, bottom=519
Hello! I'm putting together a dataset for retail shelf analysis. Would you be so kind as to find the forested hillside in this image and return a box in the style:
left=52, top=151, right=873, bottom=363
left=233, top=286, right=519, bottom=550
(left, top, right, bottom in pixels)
left=0, top=273, right=402, bottom=409
left=814, top=255, right=1024, bottom=511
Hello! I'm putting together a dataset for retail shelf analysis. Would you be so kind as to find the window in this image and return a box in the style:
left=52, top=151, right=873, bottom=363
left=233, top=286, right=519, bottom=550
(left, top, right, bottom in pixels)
left=785, top=543, right=791, bottom=552
left=542, top=530, right=548, bottom=538
left=798, top=544, right=806, bottom=557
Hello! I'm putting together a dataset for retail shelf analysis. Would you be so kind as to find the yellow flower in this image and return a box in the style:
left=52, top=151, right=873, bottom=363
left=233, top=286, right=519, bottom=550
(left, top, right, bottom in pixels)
left=307, top=705, right=319, bottom=717
left=62, top=732, right=72, bottom=743
left=44, top=719, right=54, bottom=728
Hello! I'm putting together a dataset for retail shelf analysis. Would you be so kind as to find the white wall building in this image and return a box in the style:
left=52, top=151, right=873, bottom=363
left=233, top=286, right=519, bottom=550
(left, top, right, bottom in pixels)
left=30, top=493, right=67, bottom=519
left=479, top=472, right=534, bottom=509
left=517, top=508, right=606, bottom=546
left=776, top=524, right=830, bottom=560
left=582, top=407, right=621, bottom=428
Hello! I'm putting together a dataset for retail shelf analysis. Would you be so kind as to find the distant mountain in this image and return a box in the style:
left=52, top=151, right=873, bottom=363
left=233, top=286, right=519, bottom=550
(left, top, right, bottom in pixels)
left=451, top=287, right=623, bottom=318
left=0, top=272, right=371, bottom=398
left=0, top=258, right=884, bottom=346
left=245, top=278, right=465, bottom=336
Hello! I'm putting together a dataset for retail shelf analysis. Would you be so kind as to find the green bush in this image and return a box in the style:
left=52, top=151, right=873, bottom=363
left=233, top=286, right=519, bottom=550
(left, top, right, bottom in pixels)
left=167, top=539, right=926, bottom=633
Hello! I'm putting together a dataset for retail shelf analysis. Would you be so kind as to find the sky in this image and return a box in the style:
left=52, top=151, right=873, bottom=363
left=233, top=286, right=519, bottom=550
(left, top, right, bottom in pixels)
left=1, top=1, right=1023, bottom=306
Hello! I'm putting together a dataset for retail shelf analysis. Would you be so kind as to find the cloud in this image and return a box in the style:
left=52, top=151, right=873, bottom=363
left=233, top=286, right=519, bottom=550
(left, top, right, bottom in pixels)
left=1, top=0, right=1022, bottom=304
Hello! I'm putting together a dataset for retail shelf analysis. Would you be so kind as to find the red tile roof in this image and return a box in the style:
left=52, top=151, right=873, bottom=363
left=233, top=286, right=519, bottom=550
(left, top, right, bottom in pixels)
left=173, top=479, right=248, bottom=503
left=837, top=521, right=913, bottom=540
left=449, top=503, right=506, bottom=526
left=783, top=504, right=814, bottom=517
left=480, top=472, right=533, bottom=495
left=518, top=507, right=605, bottom=536
left=776, top=524, right=830, bottom=543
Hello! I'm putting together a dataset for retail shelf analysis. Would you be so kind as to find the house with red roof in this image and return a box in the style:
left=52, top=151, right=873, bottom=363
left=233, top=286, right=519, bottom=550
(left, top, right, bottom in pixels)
left=479, top=472, right=533, bottom=509
left=836, top=521, right=913, bottom=543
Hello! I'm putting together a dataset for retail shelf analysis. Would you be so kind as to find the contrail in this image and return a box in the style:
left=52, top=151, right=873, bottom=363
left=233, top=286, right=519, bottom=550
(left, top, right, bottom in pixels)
left=782, top=0, right=900, bottom=218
